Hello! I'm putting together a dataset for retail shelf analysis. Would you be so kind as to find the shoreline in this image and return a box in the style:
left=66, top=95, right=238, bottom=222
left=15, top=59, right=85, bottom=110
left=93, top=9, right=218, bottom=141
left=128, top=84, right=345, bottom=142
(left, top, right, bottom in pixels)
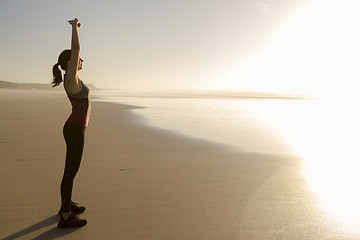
left=0, top=89, right=346, bottom=239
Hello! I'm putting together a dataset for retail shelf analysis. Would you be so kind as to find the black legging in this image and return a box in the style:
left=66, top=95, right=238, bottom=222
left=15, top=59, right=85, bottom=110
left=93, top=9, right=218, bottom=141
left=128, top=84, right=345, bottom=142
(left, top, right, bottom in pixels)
left=60, top=123, right=86, bottom=212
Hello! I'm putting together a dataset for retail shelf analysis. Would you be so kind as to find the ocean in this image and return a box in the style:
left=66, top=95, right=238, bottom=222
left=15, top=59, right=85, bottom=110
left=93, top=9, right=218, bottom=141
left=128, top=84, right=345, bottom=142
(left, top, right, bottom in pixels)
left=92, top=91, right=327, bottom=154
left=91, top=90, right=360, bottom=164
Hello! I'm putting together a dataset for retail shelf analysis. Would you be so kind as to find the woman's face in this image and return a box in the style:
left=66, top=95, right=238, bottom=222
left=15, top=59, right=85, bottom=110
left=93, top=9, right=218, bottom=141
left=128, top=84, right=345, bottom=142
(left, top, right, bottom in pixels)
left=67, top=57, right=84, bottom=71
left=78, top=58, right=84, bottom=71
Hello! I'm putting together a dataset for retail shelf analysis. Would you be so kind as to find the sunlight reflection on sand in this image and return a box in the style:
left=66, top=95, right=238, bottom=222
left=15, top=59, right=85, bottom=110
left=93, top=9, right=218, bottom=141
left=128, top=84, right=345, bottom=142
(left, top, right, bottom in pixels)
left=258, top=96, right=360, bottom=233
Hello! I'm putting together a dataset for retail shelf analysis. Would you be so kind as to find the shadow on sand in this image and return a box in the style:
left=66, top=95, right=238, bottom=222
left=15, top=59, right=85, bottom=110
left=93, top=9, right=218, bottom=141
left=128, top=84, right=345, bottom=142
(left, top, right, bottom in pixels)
left=1, top=215, right=80, bottom=240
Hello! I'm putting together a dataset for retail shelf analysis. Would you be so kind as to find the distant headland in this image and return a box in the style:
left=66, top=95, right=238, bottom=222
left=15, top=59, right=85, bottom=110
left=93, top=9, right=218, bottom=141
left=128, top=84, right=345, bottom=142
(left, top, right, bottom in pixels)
left=0, top=80, right=97, bottom=91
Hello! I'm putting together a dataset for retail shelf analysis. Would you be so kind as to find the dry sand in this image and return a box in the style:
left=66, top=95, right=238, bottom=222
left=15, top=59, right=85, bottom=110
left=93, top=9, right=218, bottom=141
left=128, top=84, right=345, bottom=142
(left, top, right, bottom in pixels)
left=0, top=89, right=352, bottom=239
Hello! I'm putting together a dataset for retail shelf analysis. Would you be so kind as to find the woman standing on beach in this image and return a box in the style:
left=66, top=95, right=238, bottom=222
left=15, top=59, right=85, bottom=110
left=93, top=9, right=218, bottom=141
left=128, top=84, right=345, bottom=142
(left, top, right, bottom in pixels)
left=52, top=18, right=89, bottom=228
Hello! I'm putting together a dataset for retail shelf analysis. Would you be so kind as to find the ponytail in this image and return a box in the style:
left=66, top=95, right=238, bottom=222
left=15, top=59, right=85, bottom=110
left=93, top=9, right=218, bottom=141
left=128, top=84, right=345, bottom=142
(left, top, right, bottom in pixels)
left=52, top=63, right=63, bottom=87
left=52, top=49, right=72, bottom=87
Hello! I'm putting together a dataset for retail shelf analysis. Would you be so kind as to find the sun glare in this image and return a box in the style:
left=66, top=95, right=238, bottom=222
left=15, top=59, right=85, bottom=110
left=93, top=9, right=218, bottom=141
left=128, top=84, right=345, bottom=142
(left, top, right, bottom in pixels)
left=284, top=2, right=360, bottom=230
left=301, top=99, right=360, bottom=232
left=226, top=0, right=360, bottom=232
left=252, top=96, right=360, bottom=233
left=217, top=0, right=360, bottom=97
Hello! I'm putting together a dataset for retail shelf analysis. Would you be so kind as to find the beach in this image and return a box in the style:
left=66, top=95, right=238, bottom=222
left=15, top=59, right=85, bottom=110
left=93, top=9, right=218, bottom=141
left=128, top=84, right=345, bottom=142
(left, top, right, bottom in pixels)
left=0, top=89, right=356, bottom=239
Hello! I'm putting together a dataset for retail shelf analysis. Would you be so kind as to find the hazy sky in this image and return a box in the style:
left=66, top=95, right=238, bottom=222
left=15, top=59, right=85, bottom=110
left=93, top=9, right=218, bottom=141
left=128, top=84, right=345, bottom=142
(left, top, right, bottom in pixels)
left=1, top=0, right=359, bottom=94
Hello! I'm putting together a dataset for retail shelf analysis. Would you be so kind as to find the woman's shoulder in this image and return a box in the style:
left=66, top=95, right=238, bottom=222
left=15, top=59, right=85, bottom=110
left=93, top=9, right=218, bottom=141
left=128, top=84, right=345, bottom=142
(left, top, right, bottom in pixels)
left=64, top=73, right=81, bottom=91
left=66, top=79, right=89, bottom=98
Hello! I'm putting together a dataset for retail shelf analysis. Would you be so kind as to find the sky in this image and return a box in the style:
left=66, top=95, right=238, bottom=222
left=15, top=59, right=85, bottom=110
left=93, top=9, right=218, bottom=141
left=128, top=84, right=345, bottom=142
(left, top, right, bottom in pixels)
left=1, top=0, right=360, bottom=95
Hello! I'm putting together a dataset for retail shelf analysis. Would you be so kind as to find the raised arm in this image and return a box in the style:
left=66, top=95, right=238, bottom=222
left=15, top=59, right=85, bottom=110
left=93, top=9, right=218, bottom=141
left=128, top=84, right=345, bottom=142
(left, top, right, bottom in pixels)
left=64, top=18, right=82, bottom=94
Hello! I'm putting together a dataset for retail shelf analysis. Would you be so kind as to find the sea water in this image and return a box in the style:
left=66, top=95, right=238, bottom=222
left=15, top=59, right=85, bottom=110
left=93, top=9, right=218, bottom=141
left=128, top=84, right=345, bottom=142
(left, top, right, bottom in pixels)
left=92, top=91, right=360, bottom=155
left=92, top=91, right=308, bottom=153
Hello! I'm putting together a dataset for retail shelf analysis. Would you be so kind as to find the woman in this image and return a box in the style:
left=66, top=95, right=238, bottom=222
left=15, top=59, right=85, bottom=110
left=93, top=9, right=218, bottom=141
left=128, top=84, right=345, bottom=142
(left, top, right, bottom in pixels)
left=52, top=18, right=89, bottom=228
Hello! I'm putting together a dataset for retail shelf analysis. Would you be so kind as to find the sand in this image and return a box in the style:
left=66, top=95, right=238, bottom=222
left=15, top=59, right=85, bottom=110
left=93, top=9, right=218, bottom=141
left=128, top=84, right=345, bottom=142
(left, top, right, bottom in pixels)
left=0, top=89, right=353, bottom=239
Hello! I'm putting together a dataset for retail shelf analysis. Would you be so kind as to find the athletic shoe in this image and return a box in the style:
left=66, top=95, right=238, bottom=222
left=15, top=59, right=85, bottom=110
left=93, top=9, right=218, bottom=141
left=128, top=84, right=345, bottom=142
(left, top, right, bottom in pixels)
left=57, top=213, right=87, bottom=228
left=58, top=201, right=86, bottom=215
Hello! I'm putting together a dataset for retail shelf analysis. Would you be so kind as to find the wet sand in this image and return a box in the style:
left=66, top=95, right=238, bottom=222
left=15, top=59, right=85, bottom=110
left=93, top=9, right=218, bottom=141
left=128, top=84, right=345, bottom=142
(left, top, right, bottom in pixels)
left=0, top=89, right=352, bottom=239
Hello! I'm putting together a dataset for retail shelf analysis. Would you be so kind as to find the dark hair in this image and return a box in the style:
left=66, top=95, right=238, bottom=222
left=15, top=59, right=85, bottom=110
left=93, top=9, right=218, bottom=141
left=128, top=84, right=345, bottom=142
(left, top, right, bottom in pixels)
left=52, top=49, right=71, bottom=87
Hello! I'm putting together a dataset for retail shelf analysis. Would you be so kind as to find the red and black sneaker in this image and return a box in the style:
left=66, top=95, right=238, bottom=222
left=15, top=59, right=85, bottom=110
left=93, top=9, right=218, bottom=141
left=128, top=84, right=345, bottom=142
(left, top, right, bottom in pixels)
left=57, top=213, right=87, bottom=228
left=58, top=201, right=86, bottom=215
